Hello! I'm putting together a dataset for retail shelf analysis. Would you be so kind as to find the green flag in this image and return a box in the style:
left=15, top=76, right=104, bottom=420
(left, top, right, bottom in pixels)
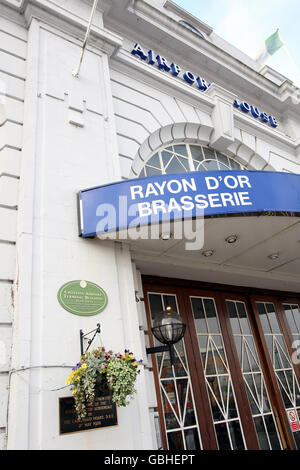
left=256, top=29, right=284, bottom=65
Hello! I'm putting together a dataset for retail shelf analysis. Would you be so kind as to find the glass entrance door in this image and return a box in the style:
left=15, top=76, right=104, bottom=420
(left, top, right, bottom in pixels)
left=185, top=291, right=284, bottom=450
left=187, top=294, right=247, bottom=449
left=224, top=298, right=282, bottom=449
left=143, top=280, right=300, bottom=450
left=145, top=289, right=203, bottom=451
left=249, top=297, right=300, bottom=449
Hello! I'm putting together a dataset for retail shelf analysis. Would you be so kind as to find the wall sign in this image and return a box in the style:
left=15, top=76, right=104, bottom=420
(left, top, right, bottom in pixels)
left=57, top=280, right=108, bottom=316
left=131, top=44, right=278, bottom=129
left=59, top=396, right=117, bottom=434
left=78, top=170, right=300, bottom=238
left=234, top=99, right=278, bottom=128
left=131, top=43, right=210, bottom=92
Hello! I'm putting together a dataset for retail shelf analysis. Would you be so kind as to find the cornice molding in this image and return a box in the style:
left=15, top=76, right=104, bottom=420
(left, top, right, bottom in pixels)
left=23, top=1, right=122, bottom=56
left=1, top=0, right=123, bottom=56
left=0, top=2, right=27, bottom=26
left=0, top=0, right=23, bottom=10
left=120, top=0, right=299, bottom=110
left=2, top=0, right=300, bottom=121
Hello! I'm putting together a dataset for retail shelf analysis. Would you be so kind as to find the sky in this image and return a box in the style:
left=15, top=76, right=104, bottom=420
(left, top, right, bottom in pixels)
left=173, top=0, right=300, bottom=88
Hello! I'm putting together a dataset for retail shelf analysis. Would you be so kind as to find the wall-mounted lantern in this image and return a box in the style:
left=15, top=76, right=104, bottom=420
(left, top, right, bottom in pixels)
left=146, top=306, right=186, bottom=364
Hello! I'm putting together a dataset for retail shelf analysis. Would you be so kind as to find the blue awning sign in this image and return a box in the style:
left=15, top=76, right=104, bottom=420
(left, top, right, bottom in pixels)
left=78, top=171, right=300, bottom=238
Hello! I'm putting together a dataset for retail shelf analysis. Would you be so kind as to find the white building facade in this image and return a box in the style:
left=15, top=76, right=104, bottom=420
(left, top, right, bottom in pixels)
left=1, top=0, right=300, bottom=451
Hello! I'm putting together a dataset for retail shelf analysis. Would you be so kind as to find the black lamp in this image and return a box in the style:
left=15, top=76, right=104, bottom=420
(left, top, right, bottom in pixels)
left=146, top=306, right=186, bottom=365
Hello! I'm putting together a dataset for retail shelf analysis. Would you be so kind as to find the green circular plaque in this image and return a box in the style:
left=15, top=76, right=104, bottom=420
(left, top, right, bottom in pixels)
left=57, top=280, right=108, bottom=316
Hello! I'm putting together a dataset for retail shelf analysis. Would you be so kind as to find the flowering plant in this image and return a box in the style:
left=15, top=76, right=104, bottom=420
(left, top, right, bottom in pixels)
left=65, top=347, right=143, bottom=420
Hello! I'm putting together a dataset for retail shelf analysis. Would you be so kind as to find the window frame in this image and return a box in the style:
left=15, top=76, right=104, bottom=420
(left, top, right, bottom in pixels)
left=139, top=143, right=246, bottom=178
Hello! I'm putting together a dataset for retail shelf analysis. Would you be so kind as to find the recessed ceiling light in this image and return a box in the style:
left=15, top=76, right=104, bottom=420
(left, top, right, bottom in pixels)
left=225, top=235, right=238, bottom=244
left=202, top=249, right=215, bottom=257
left=268, top=253, right=280, bottom=260
left=160, top=232, right=172, bottom=241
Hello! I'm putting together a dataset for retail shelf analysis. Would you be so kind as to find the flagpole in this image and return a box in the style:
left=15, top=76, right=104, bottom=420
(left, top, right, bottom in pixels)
left=72, top=0, right=99, bottom=78
left=276, top=29, right=300, bottom=84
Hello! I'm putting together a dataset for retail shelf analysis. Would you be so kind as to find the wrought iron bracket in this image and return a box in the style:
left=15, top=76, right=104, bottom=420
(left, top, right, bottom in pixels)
left=146, top=345, right=169, bottom=354
left=146, top=344, right=176, bottom=364
left=80, top=323, right=101, bottom=356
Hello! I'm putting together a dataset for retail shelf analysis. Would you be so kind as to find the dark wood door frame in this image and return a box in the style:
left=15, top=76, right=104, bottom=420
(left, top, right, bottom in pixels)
left=142, top=276, right=300, bottom=450
left=181, top=288, right=259, bottom=450
left=275, top=298, right=300, bottom=389
left=223, top=292, right=293, bottom=450
left=249, top=294, right=299, bottom=450
left=142, top=275, right=300, bottom=300
left=143, top=284, right=218, bottom=450
left=216, top=292, right=260, bottom=449
left=176, top=290, right=219, bottom=450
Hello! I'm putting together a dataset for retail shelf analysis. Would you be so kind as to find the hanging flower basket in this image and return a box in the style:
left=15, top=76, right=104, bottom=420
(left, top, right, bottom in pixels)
left=65, top=347, right=143, bottom=420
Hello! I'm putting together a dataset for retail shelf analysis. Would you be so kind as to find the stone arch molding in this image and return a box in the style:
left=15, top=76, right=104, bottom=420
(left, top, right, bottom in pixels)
left=129, top=122, right=275, bottom=178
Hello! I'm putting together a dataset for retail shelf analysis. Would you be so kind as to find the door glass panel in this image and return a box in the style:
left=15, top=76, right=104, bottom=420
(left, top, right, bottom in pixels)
left=191, top=298, right=207, bottom=334
left=257, top=301, right=300, bottom=449
left=204, top=298, right=220, bottom=333
left=266, top=303, right=281, bottom=334
left=257, top=302, right=272, bottom=333
left=284, top=305, right=298, bottom=334
left=254, top=416, right=270, bottom=450
left=215, top=423, right=231, bottom=450
left=184, top=428, right=201, bottom=450
left=190, top=296, right=246, bottom=450
left=163, top=294, right=178, bottom=312
left=283, top=303, right=300, bottom=343
left=167, top=431, right=184, bottom=450
left=226, top=300, right=282, bottom=450
left=148, top=293, right=202, bottom=450
left=293, top=306, right=300, bottom=332
left=295, top=410, right=300, bottom=447
left=237, top=302, right=251, bottom=335
left=266, top=414, right=282, bottom=450
left=228, top=420, right=245, bottom=450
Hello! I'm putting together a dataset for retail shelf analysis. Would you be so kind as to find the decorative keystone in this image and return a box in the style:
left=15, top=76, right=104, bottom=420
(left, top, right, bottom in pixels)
left=206, top=83, right=236, bottom=151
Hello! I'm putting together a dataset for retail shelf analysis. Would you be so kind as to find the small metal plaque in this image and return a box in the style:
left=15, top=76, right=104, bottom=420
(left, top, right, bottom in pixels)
left=59, top=395, right=117, bottom=434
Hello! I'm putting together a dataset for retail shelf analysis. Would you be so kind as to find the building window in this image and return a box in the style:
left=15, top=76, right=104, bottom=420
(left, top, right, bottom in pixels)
left=179, top=20, right=205, bottom=39
left=139, top=144, right=245, bottom=177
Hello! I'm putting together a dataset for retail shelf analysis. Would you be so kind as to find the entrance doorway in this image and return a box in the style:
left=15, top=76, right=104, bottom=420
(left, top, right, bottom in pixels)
left=143, top=277, right=300, bottom=450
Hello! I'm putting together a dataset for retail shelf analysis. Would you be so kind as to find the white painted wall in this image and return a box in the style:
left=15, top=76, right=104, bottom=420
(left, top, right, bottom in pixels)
left=0, top=10, right=27, bottom=450
left=8, top=8, right=157, bottom=449
left=4, top=2, right=155, bottom=451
